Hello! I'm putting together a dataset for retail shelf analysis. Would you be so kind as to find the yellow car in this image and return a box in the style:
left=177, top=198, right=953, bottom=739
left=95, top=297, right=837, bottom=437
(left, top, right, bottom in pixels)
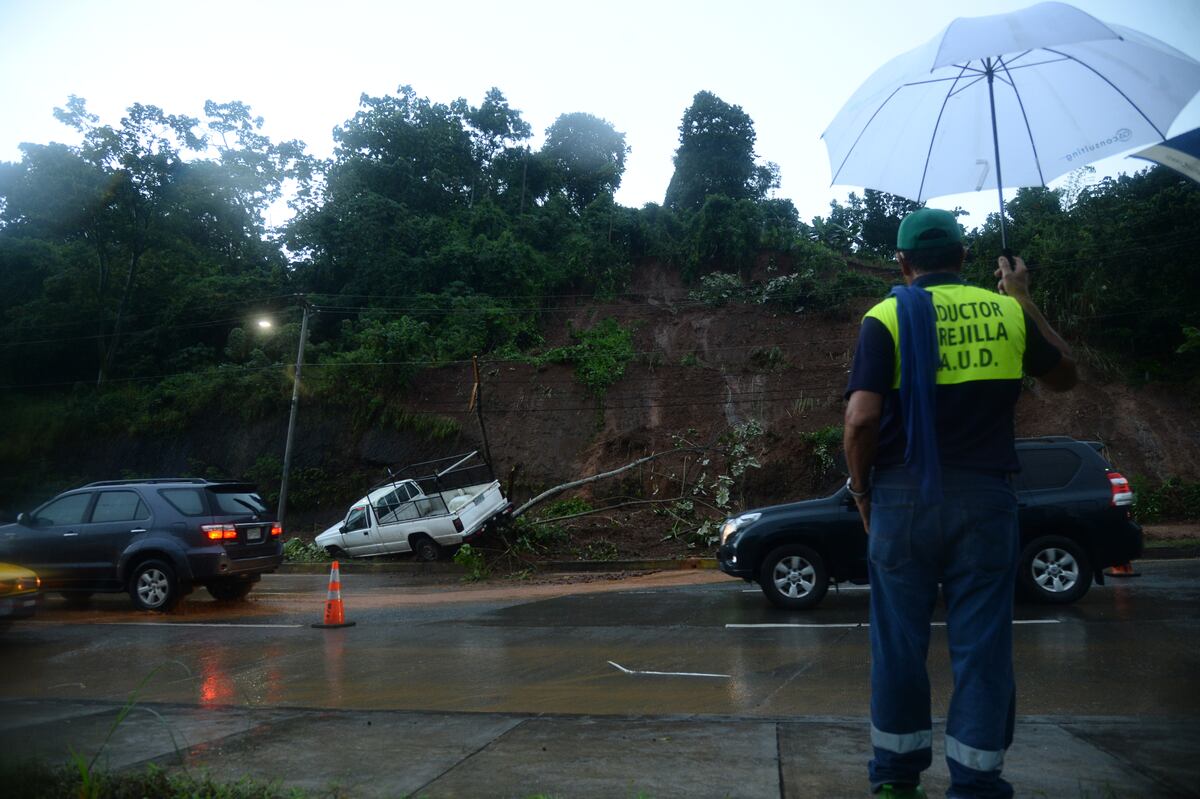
left=0, top=562, right=41, bottom=628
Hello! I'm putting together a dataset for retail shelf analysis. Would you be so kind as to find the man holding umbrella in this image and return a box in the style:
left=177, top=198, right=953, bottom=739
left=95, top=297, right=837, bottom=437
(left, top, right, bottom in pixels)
left=843, top=208, right=1076, bottom=798
left=824, top=3, right=1200, bottom=796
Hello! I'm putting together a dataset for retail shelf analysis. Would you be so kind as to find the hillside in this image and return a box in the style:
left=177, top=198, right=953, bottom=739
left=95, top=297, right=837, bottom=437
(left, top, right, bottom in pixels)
left=7, top=255, right=1194, bottom=565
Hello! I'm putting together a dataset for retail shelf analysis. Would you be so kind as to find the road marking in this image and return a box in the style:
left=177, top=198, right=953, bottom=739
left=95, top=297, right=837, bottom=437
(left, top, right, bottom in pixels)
left=30, top=621, right=304, bottom=629
left=726, top=620, right=1062, bottom=629
left=742, top=586, right=870, bottom=592
left=728, top=622, right=867, bottom=629
left=608, top=660, right=730, bottom=679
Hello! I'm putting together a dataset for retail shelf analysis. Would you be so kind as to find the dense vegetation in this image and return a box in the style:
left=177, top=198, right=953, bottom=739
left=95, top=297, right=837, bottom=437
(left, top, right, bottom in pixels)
left=1, top=84, right=1198, bottom=517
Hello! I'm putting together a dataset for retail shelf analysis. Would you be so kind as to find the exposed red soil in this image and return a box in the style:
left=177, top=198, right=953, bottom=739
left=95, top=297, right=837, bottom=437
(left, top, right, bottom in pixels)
left=384, top=259, right=1200, bottom=562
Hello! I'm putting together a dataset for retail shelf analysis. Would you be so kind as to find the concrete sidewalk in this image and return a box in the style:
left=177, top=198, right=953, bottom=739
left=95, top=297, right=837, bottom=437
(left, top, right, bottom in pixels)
left=1, top=699, right=1194, bottom=798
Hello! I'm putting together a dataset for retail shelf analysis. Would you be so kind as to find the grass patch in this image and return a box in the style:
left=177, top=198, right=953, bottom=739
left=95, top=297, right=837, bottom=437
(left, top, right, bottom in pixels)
left=1143, top=537, right=1200, bottom=550
left=0, top=759, right=320, bottom=798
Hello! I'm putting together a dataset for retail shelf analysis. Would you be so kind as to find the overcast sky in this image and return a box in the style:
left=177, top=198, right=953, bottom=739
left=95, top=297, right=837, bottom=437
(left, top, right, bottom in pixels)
left=1, top=0, right=1197, bottom=229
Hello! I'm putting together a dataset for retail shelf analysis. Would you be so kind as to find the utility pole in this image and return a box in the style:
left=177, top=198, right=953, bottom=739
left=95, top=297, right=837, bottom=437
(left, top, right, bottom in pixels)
left=469, top=355, right=496, bottom=480
left=277, top=297, right=312, bottom=528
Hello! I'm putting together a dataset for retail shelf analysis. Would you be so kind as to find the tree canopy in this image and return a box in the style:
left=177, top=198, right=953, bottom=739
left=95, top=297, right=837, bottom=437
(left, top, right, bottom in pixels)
left=664, top=91, right=777, bottom=211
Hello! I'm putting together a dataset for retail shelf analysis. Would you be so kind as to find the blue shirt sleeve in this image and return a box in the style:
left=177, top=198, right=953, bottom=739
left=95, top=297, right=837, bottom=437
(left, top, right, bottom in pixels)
left=845, top=316, right=895, bottom=399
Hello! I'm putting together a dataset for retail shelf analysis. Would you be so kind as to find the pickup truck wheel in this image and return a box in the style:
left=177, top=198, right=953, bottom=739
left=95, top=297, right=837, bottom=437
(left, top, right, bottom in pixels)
left=411, top=536, right=441, bottom=562
left=128, top=559, right=181, bottom=612
left=759, top=544, right=829, bottom=610
left=206, top=579, right=255, bottom=602
left=1019, top=535, right=1092, bottom=604
left=325, top=546, right=347, bottom=560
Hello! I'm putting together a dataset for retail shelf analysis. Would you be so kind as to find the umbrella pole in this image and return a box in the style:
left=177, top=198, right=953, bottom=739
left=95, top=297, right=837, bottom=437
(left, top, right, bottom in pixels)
left=986, top=60, right=1009, bottom=252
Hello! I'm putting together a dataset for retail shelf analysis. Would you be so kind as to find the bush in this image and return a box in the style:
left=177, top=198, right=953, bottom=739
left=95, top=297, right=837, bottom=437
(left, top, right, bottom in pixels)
left=536, top=318, right=635, bottom=397
left=801, top=425, right=844, bottom=480
left=688, top=272, right=745, bottom=306
left=453, top=543, right=489, bottom=581
left=1132, top=476, right=1200, bottom=523
left=282, top=538, right=330, bottom=563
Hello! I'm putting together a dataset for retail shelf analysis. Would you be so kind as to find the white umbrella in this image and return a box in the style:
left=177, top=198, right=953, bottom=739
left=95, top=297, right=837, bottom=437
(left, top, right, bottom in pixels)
left=822, top=1, right=1200, bottom=247
left=1131, top=127, right=1200, bottom=184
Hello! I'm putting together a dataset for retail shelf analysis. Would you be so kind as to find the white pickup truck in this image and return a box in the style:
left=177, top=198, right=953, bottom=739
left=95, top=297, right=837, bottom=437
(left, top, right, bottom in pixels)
left=314, top=452, right=511, bottom=561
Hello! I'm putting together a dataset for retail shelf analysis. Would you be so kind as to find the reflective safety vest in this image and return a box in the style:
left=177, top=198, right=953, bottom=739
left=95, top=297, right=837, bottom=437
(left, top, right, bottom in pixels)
left=864, top=283, right=1027, bottom=388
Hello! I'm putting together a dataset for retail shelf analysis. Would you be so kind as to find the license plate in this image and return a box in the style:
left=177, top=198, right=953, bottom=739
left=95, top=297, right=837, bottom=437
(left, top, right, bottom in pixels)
left=245, top=526, right=263, bottom=542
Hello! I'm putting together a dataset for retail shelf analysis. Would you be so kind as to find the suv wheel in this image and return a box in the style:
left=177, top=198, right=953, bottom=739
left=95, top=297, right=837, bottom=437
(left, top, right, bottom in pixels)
left=129, top=559, right=180, bottom=612
left=206, top=579, right=255, bottom=602
left=1019, top=535, right=1093, bottom=604
left=411, top=535, right=441, bottom=562
left=759, top=544, right=829, bottom=610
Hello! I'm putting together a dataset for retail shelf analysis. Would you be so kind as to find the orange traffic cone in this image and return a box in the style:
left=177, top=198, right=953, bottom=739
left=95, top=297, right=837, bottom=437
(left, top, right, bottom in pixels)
left=1105, top=562, right=1141, bottom=578
left=312, top=561, right=356, bottom=628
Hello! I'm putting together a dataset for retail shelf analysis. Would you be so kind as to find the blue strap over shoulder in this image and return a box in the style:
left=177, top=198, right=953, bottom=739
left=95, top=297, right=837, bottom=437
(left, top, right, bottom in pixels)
left=889, top=285, right=943, bottom=504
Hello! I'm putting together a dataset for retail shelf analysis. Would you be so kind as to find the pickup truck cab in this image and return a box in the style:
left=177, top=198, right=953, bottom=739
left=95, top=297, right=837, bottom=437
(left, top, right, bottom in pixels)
left=315, top=452, right=510, bottom=561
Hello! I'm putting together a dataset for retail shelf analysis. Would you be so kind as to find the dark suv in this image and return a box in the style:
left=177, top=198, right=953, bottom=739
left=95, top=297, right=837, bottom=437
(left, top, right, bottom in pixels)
left=718, top=437, right=1142, bottom=609
left=0, top=478, right=284, bottom=611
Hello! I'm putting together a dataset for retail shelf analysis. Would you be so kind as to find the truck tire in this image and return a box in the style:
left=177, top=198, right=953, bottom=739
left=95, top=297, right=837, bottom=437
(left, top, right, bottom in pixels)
left=411, top=535, right=441, bottom=562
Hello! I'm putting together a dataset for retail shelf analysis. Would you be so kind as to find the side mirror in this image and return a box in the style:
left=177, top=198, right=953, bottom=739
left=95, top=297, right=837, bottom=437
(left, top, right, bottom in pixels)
left=338, top=525, right=347, bottom=534
left=16, top=512, right=32, bottom=527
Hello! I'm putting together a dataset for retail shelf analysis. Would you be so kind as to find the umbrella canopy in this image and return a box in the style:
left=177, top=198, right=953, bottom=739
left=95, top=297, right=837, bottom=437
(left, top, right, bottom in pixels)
left=822, top=2, right=1200, bottom=243
left=1131, top=127, right=1200, bottom=184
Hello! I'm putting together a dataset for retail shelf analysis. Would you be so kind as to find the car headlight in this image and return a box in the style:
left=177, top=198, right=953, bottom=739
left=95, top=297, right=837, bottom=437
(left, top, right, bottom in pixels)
left=720, top=512, right=761, bottom=545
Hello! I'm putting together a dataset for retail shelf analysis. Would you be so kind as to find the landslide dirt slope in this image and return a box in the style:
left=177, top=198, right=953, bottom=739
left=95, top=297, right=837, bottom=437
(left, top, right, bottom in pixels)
left=391, top=258, right=1199, bottom=559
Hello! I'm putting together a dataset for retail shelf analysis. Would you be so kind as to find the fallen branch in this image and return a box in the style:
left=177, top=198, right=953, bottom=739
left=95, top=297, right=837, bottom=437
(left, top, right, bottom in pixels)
left=529, top=495, right=729, bottom=527
left=512, top=447, right=700, bottom=518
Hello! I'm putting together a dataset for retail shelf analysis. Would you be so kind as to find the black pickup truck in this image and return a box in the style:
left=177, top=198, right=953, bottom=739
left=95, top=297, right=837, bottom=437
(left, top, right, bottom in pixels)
left=717, top=437, right=1143, bottom=609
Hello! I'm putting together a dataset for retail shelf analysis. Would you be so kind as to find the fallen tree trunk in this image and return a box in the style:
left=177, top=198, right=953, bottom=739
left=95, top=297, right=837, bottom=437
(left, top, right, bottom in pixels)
left=511, top=447, right=699, bottom=518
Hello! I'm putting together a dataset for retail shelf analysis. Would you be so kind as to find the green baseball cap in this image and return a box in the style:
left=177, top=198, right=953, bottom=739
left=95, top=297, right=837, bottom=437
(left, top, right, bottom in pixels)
left=896, top=208, right=965, bottom=251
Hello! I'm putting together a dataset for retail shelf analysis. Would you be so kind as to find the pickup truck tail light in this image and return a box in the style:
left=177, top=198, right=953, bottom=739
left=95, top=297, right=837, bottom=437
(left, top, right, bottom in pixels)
left=1108, top=472, right=1134, bottom=507
left=453, top=517, right=464, bottom=533
left=270, top=523, right=283, bottom=537
left=202, top=524, right=238, bottom=541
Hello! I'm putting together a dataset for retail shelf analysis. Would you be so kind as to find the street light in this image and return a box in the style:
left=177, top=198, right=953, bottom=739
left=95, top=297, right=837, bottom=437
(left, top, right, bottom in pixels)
left=257, top=297, right=312, bottom=530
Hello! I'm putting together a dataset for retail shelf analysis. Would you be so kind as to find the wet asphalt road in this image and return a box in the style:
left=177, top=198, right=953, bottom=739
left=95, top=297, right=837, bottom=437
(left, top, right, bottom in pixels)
left=2, top=559, right=1198, bottom=719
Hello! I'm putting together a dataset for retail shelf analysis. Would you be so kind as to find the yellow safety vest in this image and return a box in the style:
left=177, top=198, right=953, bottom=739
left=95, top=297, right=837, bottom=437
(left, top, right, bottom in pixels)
left=864, top=283, right=1027, bottom=388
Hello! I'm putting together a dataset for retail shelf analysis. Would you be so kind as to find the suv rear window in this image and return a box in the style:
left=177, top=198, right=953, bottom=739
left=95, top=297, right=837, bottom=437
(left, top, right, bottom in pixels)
left=1016, top=449, right=1083, bottom=491
left=209, top=490, right=269, bottom=515
left=159, top=488, right=208, bottom=516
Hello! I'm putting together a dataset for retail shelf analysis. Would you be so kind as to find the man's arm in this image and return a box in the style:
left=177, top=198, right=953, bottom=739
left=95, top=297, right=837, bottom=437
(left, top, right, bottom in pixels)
left=996, top=255, right=1078, bottom=391
left=844, top=389, right=883, bottom=533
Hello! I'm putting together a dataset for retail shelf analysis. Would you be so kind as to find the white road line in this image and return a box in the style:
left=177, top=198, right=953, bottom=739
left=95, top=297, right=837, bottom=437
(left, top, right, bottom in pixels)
left=30, top=621, right=304, bottom=628
left=742, top=586, right=870, bottom=592
left=727, top=622, right=867, bottom=629
left=608, top=660, right=730, bottom=679
left=726, top=619, right=1062, bottom=629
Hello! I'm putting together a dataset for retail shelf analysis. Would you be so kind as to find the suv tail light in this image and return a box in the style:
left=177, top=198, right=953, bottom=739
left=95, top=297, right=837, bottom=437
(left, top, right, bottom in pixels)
left=1108, top=472, right=1134, bottom=507
left=202, top=524, right=239, bottom=541
left=270, top=523, right=283, bottom=537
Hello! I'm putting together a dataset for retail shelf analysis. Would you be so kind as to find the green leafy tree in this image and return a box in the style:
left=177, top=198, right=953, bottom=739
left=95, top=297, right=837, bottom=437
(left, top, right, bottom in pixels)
left=541, top=112, right=629, bottom=211
left=664, top=91, right=773, bottom=211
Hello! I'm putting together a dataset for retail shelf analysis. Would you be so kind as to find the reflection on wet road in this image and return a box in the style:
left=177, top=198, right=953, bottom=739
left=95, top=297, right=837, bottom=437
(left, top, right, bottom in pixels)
left=2, top=560, right=1198, bottom=719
